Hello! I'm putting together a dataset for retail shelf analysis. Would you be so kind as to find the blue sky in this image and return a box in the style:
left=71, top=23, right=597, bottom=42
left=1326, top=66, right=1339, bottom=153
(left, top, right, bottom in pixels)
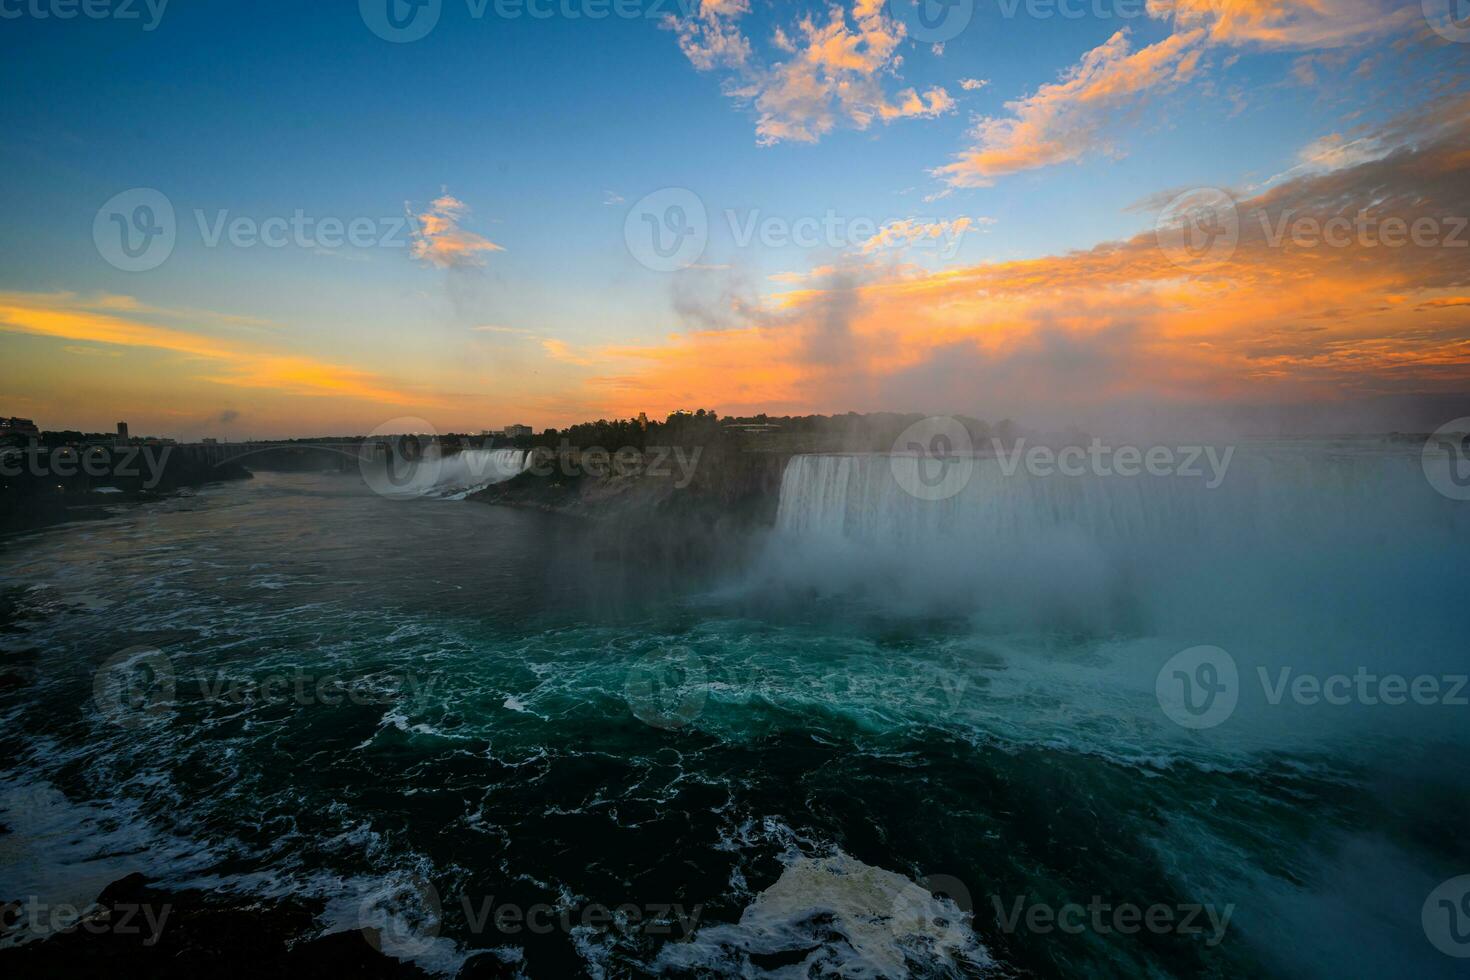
left=2, top=0, right=1467, bottom=436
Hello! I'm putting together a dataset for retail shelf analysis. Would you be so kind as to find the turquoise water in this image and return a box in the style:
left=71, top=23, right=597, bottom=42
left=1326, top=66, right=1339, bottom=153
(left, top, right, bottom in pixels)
left=2, top=450, right=1468, bottom=977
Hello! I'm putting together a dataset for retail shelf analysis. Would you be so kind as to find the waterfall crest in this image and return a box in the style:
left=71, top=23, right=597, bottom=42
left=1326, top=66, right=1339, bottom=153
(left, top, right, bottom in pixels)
left=770, top=444, right=1468, bottom=647
left=431, top=448, right=533, bottom=499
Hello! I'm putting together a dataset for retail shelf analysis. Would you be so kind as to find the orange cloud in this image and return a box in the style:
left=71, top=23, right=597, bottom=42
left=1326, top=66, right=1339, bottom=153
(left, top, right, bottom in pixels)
left=410, top=194, right=504, bottom=269
left=1149, top=0, right=1414, bottom=48
left=668, top=0, right=954, bottom=145
left=938, top=0, right=1421, bottom=188
left=0, top=293, right=428, bottom=405
left=591, top=96, right=1470, bottom=421
left=937, top=28, right=1207, bottom=186
left=858, top=217, right=981, bottom=255
left=540, top=338, right=597, bottom=367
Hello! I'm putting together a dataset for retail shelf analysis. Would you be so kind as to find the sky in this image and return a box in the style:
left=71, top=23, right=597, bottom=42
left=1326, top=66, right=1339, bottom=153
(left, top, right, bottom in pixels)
left=1, top=0, right=1468, bottom=439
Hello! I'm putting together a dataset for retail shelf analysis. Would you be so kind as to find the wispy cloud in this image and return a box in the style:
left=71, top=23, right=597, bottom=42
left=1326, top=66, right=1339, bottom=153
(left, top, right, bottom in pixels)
left=1295, top=132, right=1390, bottom=172
left=937, top=28, right=1207, bottom=187
left=0, top=292, right=429, bottom=404
left=589, top=95, right=1470, bottom=420
left=87, top=293, right=281, bottom=332
left=667, top=0, right=954, bottom=145
left=410, top=194, right=504, bottom=269
left=1153, top=0, right=1414, bottom=49
left=858, top=216, right=987, bottom=256
left=936, top=0, right=1419, bottom=188
left=541, top=337, right=596, bottom=366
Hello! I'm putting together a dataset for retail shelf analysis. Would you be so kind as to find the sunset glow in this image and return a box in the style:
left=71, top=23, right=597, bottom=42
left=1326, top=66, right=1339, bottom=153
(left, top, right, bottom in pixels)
left=3, top=0, right=1467, bottom=436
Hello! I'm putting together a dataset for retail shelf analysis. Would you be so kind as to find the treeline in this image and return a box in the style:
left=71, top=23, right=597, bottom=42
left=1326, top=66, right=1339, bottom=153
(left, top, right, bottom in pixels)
left=26, top=430, right=159, bottom=449
left=513, top=412, right=721, bottom=452
left=719, top=412, right=1021, bottom=451
left=488, top=411, right=1023, bottom=453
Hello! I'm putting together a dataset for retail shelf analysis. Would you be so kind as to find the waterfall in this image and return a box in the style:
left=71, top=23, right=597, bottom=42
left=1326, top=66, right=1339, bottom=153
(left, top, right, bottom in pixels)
left=769, top=443, right=1469, bottom=650
left=430, top=448, right=533, bottom=499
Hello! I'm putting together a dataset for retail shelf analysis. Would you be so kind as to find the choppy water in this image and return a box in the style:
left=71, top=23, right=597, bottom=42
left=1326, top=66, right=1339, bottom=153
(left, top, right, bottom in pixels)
left=2, top=445, right=1469, bottom=977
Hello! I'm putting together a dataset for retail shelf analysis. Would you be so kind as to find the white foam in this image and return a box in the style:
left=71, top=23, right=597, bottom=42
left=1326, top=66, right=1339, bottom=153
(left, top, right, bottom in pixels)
left=657, top=849, right=991, bottom=978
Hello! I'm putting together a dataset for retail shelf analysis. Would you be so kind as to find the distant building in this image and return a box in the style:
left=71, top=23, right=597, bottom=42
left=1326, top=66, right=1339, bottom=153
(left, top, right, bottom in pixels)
left=504, top=424, right=533, bottom=438
left=0, top=417, right=39, bottom=446
left=1, top=417, right=39, bottom=435
left=637, top=412, right=648, bottom=429
left=116, top=421, right=130, bottom=445
left=202, top=437, right=218, bottom=445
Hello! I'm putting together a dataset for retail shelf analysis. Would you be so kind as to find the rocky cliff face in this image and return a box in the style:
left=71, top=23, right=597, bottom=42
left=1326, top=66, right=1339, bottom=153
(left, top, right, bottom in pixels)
left=469, top=447, right=791, bottom=567
left=473, top=448, right=786, bottom=522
